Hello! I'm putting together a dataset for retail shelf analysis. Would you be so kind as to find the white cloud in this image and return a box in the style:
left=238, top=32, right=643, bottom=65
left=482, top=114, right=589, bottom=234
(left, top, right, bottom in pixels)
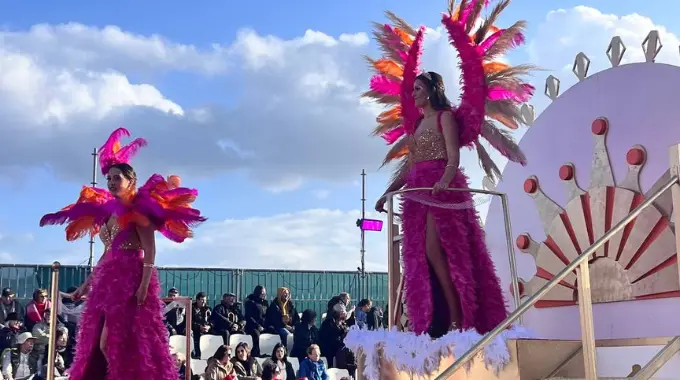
left=0, top=19, right=498, bottom=191
left=0, top=23, right=227, bottom=75
left=527, top=6, right=680, bottom=110
left=312, top=189, right=330, bottom=199
left=154, top=209, right=388, bottom=271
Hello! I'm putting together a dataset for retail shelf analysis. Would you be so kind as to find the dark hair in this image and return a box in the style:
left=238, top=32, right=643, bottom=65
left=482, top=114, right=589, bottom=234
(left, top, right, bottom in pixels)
left=212, top=345, right=231, bottom=361
left=109, top=163, right=137, bottom=183
left=358, top=299, right=371, bottom=308
left=301, top=309, right=317, bottom=324
left=271, top=342, right=289, bottom=361
left=261, top=362, right=280, bottom=380
left=416, top=71, right=452, bottom=111
left=196, top=292, right=207, bottom=300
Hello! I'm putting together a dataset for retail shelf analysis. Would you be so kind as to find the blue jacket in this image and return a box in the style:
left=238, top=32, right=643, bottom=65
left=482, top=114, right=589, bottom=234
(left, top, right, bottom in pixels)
left=296, top=357, right=329, bottom=380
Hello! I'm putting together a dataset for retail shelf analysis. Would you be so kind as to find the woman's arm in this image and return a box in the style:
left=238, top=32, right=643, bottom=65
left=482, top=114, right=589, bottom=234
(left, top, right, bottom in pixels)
left=439, top=111, right=460, bottom=183
left=136, top=224, right=156, bottom=290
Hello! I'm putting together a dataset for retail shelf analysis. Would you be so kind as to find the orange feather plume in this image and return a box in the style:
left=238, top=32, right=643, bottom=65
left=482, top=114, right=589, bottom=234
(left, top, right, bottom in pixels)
left=393, top=27, right=414, bottom=45
left=483, top=61, right=509, bottom=74
left=377, top=106, right=402, bottom=123
left=373, top=59, right=403, bottom=78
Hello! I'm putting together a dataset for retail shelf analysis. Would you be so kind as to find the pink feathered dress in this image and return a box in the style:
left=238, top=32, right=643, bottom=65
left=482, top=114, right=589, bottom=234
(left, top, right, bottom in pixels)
left=400, top=119, right=507, bottom=337
left=66, top=222, right=177, bottom=380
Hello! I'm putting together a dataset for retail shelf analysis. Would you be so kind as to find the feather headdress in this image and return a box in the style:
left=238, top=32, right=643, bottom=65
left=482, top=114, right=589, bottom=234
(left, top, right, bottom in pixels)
left=98, top=127, right=148, bottom=175
left=364, top=0, right=536, bottom=185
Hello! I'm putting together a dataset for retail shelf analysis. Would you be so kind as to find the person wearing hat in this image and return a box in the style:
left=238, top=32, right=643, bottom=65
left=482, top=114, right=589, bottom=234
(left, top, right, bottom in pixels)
left=0, top=289, right=23, bottom=329
left=162, top=288, right=185, bottom=336
left=211, top=292, right=245, bottom=346
left=1, top=331, right=41, bottom=380
left=0, top=314, right=26, bottom=355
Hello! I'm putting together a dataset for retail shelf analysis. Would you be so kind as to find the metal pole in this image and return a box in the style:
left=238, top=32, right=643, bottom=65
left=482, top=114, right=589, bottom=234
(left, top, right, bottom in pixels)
left=87, top=147, right=98, bottom=270
left=386, top=195, right=395, bottom=330
left=46, top=261, right=61, bottom=380
left=500, top=194, right=521, bottom=321
left=435, top=176, right=679, bottom=379
left=185, top=298, right=193, bottom=380
left=360, top=169, right=367, bottom=299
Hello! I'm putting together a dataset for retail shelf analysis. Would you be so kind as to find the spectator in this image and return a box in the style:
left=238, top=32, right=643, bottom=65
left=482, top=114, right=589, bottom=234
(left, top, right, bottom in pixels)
left=41, top=329, right=68, bottom=377
left=230, top=342, right=263, bottom=380
left=318, top=308, right=348, bottom=368
left=261, top=362, right=282, bottom=380
left=59, top=287, right=81, bottom=349
left=24, top=289, right=50, bottom=331
left=191, top=292, right=212, bottom=358
left=1, top=332, right=43, bottom=380
left=0, top=314, right=26, bottom=354
left=164, top=288, right=186, bottom=336
left=172, top=352, right=199, bottom=380
left=31, top=309, right=68, bottom=365
left=291, top=309, right=319, bottom=363
left=244, top=286, right=269, bottom=357
left=204, top=345, right=237, bottom=380
left=356, top=299, right=383, bottom=330
left=263, top=343, right=295, bottom=380
left=296, top=344, right=328, bottom=380
left=264, top=287, right=299, bottom=346
left=211, top=293, right=245, bottom=346
left=326, top=293, right=354, bottom=317
left=0, top=289, right=22, bottom=329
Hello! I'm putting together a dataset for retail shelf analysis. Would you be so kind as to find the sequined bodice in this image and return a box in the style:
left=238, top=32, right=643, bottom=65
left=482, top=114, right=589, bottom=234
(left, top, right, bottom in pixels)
left=410, top=128, right=447, bottom=163
left=100, top=220, right=142, bottom=251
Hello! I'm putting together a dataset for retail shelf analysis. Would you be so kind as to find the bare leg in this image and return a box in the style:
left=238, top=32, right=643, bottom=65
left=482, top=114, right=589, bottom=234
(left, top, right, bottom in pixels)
left=100, top=318, right=109, bottom=361
left=425, top=212, right=462, bottom=329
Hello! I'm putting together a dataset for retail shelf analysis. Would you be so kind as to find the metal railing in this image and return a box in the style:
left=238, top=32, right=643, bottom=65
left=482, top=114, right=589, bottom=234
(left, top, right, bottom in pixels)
left=430, top=175, right=679, bottom=379
left=385, top=187, right=522, bottom=330
left=45, top=262, right=195, bottom=380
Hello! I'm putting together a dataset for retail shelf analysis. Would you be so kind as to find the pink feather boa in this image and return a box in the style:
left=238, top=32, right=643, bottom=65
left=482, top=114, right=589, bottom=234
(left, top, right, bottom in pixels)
left=441, top=14, right=486, bottom=148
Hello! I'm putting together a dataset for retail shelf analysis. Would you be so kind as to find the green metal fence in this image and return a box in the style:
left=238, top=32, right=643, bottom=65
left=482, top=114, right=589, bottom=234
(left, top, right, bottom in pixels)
left=1, top=264, right=388, bottom=317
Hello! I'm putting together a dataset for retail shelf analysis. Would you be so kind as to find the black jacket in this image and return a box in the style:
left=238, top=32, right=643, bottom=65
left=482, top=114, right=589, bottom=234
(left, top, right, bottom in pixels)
left=265, top=300, right=300, bottom=330
left=318, top=317, right=347, bottom=358
left=244, top=294, right=269, bottom=332
left=212, top=302, right=245, bottom=332
left=191, top=303, right=212, bottom=332
left=291, top=322, right=319, bottom=358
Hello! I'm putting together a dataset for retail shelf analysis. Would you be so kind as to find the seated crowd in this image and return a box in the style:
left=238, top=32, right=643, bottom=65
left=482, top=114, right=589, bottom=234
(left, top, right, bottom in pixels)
left=0, top=287, right=75, bottom=380
left=166, top=286, right=385, bottom=380
left=0, top=284, right=385, bottom=380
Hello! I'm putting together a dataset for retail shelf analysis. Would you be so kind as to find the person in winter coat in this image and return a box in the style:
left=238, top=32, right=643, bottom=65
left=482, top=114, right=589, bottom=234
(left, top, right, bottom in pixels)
left=204, top=345, right=237, bottom=380
left=291, top=309, right=318, bottom=363
left=0, top=313, right=26, bottom=354
left=262, top=343, right=295, bottom=380
left=230, top=342, right=263, bottom=380
left=296, top=344, right=328, bottom=380
left=318, top=309, right=348, bottom=368
left=264, top=287, right=300, bottom=346
left=244, top=285, right=269, bottom=357
left=211, top=293, right=246, bottom=346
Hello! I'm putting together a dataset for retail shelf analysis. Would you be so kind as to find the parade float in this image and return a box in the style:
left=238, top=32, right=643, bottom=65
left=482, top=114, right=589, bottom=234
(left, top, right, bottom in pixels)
left=346, top=2, right=680, bottom=379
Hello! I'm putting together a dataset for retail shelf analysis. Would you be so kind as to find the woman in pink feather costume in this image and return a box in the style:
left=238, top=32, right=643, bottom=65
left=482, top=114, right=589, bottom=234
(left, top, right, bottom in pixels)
left=369, top=0, right=535, bottom=339
left=40, top=128, right=206, bottom=379
left=376, top=72, right=507, bottom=338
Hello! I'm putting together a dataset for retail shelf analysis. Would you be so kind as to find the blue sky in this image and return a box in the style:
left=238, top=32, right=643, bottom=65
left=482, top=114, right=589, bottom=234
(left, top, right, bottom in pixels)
left=0, top=0, right=677, bottom=270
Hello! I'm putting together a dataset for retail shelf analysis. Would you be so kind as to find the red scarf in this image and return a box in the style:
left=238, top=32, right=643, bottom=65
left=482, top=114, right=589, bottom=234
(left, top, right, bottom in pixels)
left=26, top=300, right=51, bottom=323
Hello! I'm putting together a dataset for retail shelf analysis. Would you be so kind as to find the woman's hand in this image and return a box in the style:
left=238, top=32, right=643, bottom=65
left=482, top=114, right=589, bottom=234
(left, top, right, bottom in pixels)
left=72, top=283, right=89, bottom=301
left=135, top=284, right=149, bottom=306
left=375, top=195, right=387, bottom=213
left=432, top=179, right=449, bottom=195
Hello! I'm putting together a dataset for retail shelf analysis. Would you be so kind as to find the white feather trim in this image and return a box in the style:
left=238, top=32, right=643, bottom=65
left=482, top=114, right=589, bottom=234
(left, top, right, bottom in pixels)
left=344, top=325, right=534, bottom=379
